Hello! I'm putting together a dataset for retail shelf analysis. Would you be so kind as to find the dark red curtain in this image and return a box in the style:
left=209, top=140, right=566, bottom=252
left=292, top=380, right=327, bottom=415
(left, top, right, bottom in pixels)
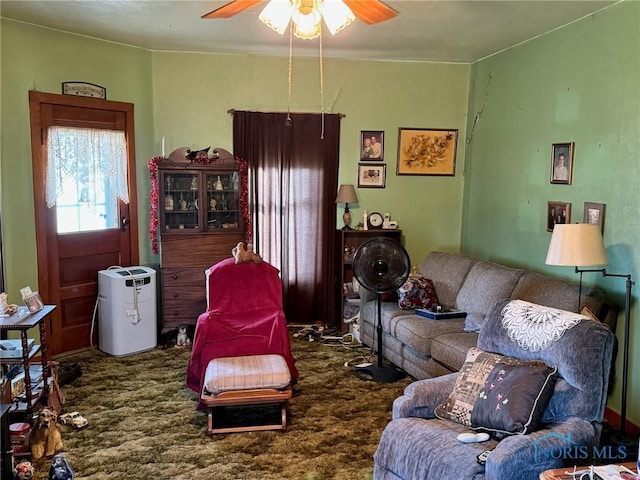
left=233, top=111, right=341, bottom=324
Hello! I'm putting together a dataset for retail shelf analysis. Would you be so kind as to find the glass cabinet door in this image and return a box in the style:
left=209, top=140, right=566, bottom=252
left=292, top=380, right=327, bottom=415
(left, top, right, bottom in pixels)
left=161, top=172, right=200, bottom=231
left=206, top=172, right=240, bottom=231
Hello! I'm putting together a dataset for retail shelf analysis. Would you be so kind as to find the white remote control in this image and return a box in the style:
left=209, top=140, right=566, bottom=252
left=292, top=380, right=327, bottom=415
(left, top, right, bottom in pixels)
left=457, top=432, right=490, bottom=443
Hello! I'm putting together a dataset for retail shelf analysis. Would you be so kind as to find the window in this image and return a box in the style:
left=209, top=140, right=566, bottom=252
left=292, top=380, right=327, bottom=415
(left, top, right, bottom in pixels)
left=47, top=126, right=128, bottom=233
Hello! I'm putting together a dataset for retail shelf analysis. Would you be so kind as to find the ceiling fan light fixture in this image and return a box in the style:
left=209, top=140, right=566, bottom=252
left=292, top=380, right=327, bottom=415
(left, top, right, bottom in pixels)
left=258, top=0, right=354, bottom=39
left=320, top=0, right=355, bottom=35
left=258, top=0, right=295, bottom=35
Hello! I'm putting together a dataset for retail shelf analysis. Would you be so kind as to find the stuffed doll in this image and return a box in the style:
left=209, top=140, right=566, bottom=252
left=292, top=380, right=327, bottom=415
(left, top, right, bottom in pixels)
left=232, top=242, right=263, bottom=265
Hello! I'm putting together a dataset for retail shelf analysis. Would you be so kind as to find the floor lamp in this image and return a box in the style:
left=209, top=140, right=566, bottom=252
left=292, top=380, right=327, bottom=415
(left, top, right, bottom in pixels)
left=546, top=223, right=635, bottom=445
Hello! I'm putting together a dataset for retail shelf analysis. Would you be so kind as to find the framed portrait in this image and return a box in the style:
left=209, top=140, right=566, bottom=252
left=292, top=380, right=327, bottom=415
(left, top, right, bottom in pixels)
left=547, top=201, right=571, bottom=232
left=360, top=130, right=384, bottom=161
left=23, top=292, right=44, bottom=313
left=583, top=202, right=605, bottom=234
left=550, top=142, right=574, bottom=184
left=358, top=163, right=386, bottom=188
left=397, top=128, right=458, bottom=176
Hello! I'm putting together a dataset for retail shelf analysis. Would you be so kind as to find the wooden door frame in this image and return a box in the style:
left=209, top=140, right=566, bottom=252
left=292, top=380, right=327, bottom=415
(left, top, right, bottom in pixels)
left=28, top=91, right=139, bottom=350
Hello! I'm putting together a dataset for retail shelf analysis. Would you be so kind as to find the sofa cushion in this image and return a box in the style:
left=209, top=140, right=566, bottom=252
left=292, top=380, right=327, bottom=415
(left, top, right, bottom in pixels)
left=398, top=274, right=438, bottom=310
left=510, top=272, right=605, bottom=315
left=471, top=362, right=558, bottom=437
left=455, top=261, right=525, bottom=327
left=394, top=316, right=466, bottom=358
left=417, top=252, right=476, bottom=309
left=430, top=332, right=479, bottom=371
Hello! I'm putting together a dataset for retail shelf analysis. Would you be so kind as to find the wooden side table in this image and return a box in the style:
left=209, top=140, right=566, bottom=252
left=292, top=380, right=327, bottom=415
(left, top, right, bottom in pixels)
left=0, top=305, right=55, bottom=418
left=539, top=462, right=637, bottom=479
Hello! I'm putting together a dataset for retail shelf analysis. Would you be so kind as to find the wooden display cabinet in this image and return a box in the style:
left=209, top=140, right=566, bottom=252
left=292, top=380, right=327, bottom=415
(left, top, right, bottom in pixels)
left=157, top=155, right=245, bottom=331
left=336, top=229, right=402, bottom=330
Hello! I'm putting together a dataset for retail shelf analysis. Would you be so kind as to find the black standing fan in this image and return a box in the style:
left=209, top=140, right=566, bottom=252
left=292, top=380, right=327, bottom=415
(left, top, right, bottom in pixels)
left=352, top=237, right=410, bottom=382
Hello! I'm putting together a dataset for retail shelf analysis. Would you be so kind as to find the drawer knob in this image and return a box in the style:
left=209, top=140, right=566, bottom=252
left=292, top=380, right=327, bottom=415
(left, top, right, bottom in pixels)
left=173, top=311, right=179, bottom=316
left=172, top=275, right=178, bottom=280
left=173, top=293, right=179, bottom=297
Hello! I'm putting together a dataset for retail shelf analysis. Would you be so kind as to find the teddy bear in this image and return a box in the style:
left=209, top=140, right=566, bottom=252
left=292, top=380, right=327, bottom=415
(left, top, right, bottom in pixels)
left=232, top=242, right=263, bottom=265
left=31, top=406, right=64, bottom=460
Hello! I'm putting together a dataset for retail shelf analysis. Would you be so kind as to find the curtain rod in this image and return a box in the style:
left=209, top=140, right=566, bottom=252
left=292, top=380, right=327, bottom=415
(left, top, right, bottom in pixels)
left=227, top=108, right=345, bottom=118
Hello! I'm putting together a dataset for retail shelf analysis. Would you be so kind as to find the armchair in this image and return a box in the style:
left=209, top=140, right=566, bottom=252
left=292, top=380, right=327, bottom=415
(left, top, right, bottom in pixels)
left=374, top=299, right=614, bottom=480
left=186, top=257, right=299, bottom=408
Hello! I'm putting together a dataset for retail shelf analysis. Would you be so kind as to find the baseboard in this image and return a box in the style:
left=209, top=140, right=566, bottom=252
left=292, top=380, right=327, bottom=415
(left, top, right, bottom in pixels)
left=603, top=407, right=640, bottom=437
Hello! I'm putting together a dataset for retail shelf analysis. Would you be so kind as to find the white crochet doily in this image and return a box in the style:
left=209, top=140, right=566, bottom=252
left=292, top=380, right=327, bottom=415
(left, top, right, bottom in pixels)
left=500, top=300, right=585, bottom=352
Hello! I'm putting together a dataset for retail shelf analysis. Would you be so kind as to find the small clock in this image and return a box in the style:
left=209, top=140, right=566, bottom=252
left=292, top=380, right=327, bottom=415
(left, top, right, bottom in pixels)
left=367, top=212, right=384, bottom=229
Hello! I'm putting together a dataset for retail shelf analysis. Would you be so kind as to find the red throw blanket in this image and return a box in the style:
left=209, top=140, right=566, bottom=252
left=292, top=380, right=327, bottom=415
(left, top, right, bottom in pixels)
left=186, top=257, right=299, bottom=406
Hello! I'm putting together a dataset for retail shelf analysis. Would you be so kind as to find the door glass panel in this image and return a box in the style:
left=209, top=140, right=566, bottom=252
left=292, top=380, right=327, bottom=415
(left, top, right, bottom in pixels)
left=56, top=175, right=119, bottom=233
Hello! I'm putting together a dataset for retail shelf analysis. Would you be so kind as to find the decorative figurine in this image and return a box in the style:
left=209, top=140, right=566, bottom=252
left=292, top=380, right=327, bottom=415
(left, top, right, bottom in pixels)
left=190, top=177, right=198, bottom=190
left=164, top=195, right=174, bottom=211
left=214, top=176, right=224, bottom=191
left=48, top=453, right=75, bottom=480
left=210, top=198, right=217, bottom=210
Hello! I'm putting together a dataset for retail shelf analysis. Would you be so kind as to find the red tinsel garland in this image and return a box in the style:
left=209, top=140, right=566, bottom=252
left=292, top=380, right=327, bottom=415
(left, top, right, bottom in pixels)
left=148, top=155, right=251, bottom=255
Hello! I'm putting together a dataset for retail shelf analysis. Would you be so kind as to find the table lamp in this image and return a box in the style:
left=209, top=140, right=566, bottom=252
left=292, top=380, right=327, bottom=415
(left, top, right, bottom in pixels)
left=545, top=223, right=635, bottom=443
left=335, top=184, right=358, bottom=230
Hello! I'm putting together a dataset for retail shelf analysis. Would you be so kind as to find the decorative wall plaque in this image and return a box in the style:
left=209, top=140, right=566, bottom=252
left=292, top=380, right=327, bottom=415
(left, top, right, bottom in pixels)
left=62, top=82, right=106, bottom=99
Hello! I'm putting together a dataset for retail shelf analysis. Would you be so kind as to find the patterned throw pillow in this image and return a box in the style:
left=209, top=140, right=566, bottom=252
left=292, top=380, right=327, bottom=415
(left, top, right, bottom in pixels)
left=471, top=362, right=557, bottom=436
left=397, top=274, right=438, bottom=310
left=435, top=347, right=529, bottom=427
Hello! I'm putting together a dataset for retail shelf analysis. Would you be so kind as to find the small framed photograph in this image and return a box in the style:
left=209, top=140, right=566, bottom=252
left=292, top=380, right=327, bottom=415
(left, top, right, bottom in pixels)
left=583, top=202, right=605, bottom=234
left=23, top=292, right=44, bottom=313
left=547, top=201, right=571, bottom=232
left=358, top=163, right=386, bottom=188
left=397, top=128, right=458, bottom=176
left=360, top=130, right=384, bottom=161
left=550, top=142, right=574, bottom=184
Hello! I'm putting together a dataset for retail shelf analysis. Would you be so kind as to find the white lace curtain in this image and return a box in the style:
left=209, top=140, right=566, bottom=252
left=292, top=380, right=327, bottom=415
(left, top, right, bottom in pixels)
left=46, top=126, right=129, bottom=207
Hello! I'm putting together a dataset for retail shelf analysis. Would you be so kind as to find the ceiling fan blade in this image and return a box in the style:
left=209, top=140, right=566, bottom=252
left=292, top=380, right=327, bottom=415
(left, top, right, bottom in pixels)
left=343, top=0, right=398, bottom=25
left=202, top=0, right=265, bottom=19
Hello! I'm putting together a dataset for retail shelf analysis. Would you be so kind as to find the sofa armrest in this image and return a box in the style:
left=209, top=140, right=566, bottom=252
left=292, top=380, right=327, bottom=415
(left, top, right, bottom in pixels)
left=485, top=417, right=597, bottom=480
left=392, top=372, right=458, bottom=420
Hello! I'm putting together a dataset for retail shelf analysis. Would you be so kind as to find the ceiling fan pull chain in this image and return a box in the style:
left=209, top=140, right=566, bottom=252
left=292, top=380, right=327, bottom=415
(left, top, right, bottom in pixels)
left=319, top=24, right=325, bottom=139
left=287, top=20, right=293, bottom=125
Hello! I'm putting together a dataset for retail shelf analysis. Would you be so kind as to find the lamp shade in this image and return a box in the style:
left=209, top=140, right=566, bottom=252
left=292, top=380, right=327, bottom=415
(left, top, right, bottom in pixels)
left=335, top=184, right=358, bottom=204
left=545, top=223, right=608, bottom=267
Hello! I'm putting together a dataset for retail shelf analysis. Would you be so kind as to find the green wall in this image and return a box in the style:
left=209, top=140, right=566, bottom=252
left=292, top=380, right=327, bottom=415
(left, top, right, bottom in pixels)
left=0, top=19, right=155, bottom=295
left=462, top=1, right=640, bottom=426
left=151, top=51, right=469, bottom=265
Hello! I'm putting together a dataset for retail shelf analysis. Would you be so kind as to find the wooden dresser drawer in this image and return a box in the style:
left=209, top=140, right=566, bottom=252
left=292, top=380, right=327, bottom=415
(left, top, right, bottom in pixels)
left=162, top=267, right=207, bottom=287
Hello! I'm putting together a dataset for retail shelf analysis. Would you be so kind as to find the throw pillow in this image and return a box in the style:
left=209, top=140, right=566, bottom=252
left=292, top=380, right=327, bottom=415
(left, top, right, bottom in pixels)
left=471, top=362, right=558, bottom=437
left=434, top=347, right=524, bottom=426
left=397, top=274, right=438, bottom=310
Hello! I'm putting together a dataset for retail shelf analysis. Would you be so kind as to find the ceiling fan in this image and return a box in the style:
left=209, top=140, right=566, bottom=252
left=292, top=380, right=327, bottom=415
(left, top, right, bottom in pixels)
left=202, top=0, right=398, bottom=25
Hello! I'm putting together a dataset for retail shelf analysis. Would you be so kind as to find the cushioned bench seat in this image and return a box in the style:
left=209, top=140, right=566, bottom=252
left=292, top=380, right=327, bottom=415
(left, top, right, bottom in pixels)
left=201, top=354, right=292, bottom=434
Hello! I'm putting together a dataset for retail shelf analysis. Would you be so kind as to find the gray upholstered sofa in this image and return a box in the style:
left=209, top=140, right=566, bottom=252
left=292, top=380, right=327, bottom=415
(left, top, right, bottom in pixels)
left=360, top=251, right=613, bottom=380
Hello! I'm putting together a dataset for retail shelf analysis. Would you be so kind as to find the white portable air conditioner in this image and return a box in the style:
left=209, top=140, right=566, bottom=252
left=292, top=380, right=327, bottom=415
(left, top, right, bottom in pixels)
left=98, top=266, right=157, bottom=356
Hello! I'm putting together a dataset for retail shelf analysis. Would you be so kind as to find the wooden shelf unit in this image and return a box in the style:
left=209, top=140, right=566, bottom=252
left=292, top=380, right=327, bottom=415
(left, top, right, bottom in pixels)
left=336, top=229, right=402, bottom=330
left=156, top=156, right=245, bottom=331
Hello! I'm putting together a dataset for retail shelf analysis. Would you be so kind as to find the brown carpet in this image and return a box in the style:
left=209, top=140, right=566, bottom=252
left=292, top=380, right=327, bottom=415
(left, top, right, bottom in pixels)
left=31, top=329, right=412, bottom=479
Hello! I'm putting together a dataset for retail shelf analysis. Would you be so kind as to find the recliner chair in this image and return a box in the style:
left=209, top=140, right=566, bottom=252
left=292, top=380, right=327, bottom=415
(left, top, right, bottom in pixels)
left=186, top=256, right=299, bottom=409
left=373, top=298, right=615, bottom=480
